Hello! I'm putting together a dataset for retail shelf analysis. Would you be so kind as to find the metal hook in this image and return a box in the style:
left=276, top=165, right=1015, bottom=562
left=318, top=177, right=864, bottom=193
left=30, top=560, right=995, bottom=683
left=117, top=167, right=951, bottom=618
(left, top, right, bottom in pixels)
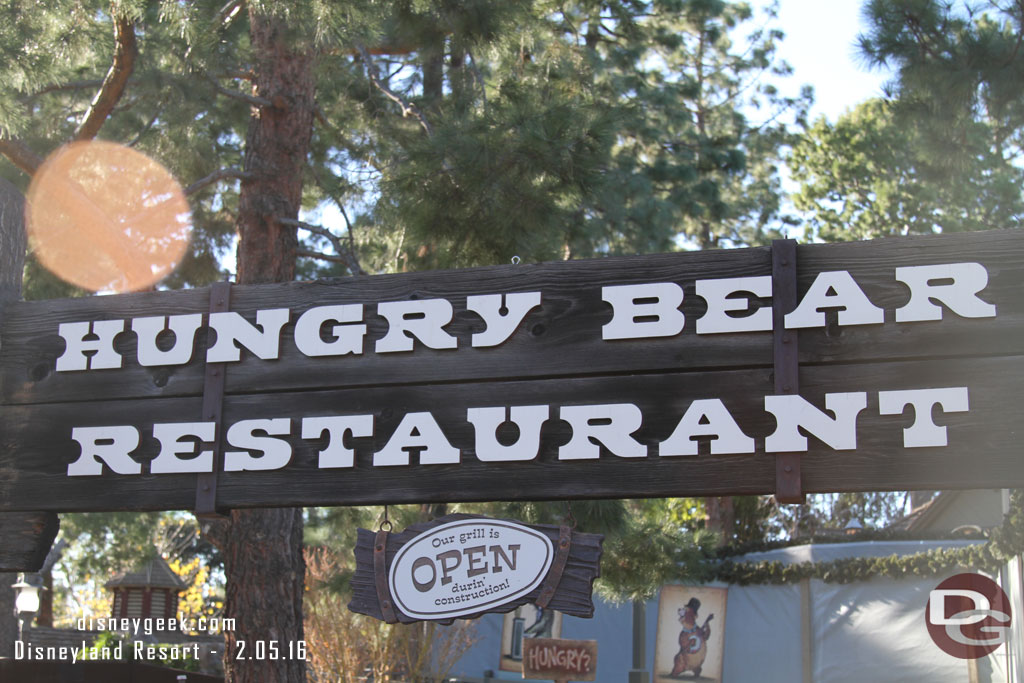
left=379, top=505, right=393, bottom=532
left=511, top=255, right=521, bottom=265
left=565, top=502, right=577, bottom=530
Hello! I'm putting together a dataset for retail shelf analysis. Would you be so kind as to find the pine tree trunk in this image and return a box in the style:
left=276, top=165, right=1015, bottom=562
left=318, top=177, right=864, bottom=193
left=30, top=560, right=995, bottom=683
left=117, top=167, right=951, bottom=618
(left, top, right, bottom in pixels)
left=220, top=508, right=306, bottom=683
left=235, top=10, right=313, bottom=285
left=216, top=7, right=314, bottom=683
left=422, top=34, right=444, bottom=108
left=705, top=496, right=735, bottom=547
left=36, top=570, right=54, bottom=627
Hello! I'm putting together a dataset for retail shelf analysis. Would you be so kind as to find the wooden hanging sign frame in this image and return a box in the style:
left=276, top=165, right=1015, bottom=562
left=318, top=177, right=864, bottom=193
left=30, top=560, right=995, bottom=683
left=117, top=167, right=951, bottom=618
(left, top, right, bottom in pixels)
left=347, top=514, right=603, bottom=624
left=0, top=229, right=1022, bottom=526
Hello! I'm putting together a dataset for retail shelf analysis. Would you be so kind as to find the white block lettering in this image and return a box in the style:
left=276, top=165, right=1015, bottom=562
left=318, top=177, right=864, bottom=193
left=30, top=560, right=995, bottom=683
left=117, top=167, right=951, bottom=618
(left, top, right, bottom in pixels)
left=294, top=304, right=366, bottom=357
left=765, top=392, right=868, bottom=452
left=466, top=292, right=542, bottom=347
left=602, top=283, right=685, bottom=340
left=150, top=422, right=215, bottom=473
left=895, top=263, right=997, bottom=322
left=224, top=418, right=293, bottom=471
left=56, top=320, right=125, bottom=371
left=695, top=276, right=773, bottom=334
left=132, top=314, right=203, bottom=367
left=558, top=404, right=647, bottom=459
left=784, top=271, right=884, bottom=329
left=68, top=426, right=141, bottom=476
left=374, top=412, right=460, bottom=466
left=206, top=309, right=290, bottom=363
left=375, top=300, right=458, bottom=353
left=660, top=399, right=755, bottom=456
left=878, top=387, right=970, bottom=447
left=467, top=405, right=549, bottom=461
left=301, top=415, right=374, bottom=468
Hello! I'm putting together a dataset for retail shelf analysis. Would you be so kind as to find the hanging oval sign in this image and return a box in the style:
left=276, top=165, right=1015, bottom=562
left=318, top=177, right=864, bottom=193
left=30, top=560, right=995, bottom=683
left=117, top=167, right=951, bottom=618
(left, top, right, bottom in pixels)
left=388, top=518, right=554, bottom=620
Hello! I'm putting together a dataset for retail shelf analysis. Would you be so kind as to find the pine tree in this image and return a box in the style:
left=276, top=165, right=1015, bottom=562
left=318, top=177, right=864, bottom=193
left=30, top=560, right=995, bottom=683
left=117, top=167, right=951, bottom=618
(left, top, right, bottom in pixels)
left=790, top=98, right=1024, bottom=240
left=295, top=0, right=808, bottom=274
left=786, top=1, right=1024, bottom=242
left=858, top=0, right=1024, bottom=196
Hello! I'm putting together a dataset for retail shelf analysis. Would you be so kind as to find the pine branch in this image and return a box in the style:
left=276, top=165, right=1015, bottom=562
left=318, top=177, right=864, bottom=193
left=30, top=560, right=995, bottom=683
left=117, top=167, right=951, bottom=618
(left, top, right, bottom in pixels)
left=185, top=168, right=252, bottom=195
left=465, top=49, right=488, bottom=112
left=24, top=79, right=105, bottom=106
left=0, top=137, right=44, bottom=175
left=224, top=69, right=256, bottom=82
left=310, top=166, right=362, bottom=262
left=74, top=14, right=139, bottom=141
left=209, top=75, right=273, bottom=108
left=280, top=217, right=366, bottom=276
left=296, top=248, right=356, bottom=265
left=312, top=104, right=387, bottom=174
left=355, top=44, right=433, bottom=137
left=126, top=104, right=165, bottom=147
left=198, top=516, right=231, bottom=551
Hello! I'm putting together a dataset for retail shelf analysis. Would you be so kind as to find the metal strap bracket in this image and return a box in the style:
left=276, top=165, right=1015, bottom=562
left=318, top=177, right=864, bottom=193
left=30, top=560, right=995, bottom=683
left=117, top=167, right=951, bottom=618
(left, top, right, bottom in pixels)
left=374, top=529, right=399, bottom=623
left=536, top=525, right=573, bottom=609
left=772, top=240, right=805, bottom=504
left=195, top=281, right=231, bottom=519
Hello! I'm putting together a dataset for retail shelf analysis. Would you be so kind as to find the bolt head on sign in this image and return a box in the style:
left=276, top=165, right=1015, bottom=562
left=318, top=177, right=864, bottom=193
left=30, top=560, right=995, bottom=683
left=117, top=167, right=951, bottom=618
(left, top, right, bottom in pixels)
left=25, top=140, right=192, bottom=293
left=925, top=573, right=1012, bottom=659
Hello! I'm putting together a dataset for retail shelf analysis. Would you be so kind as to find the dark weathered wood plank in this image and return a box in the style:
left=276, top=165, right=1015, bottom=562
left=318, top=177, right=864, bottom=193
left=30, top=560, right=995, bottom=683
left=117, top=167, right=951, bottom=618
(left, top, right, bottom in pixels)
left=0, top=179, right=58, bottom=574
left=796, top=230, right=1024, bottom=364
left=348, top=514, right=603, bottom=623
left=0, top=511, right=59, bottom=572
left=0, top=356, right=1021, bottom=511
left=0, top=286, right=210, bottom=405
left=3, top=229, right=1022, bottom=406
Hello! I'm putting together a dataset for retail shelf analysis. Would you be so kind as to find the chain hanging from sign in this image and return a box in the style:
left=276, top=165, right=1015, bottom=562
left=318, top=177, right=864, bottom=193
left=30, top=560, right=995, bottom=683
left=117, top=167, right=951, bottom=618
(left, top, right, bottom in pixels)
left=348, top=514, right=603, bottom=623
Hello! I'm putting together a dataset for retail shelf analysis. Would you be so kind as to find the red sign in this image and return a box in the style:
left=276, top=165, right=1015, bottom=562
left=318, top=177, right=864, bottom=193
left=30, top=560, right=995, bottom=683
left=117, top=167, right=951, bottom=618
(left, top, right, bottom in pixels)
left=925, top=573, right=1011, bottom=659
left=521, top=638, right=597, bottom=682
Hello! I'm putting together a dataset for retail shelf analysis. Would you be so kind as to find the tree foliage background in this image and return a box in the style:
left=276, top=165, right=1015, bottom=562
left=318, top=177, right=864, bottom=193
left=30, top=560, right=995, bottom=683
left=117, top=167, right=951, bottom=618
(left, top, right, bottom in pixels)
left=2, top=0, right=1023, bottom=678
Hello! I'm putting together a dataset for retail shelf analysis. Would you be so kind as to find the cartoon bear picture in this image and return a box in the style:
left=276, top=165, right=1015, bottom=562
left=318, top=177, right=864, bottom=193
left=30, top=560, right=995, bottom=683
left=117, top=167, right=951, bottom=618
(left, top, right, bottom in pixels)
left=655, top=586, right=727, bottom=682
left=668, top=597, right=714, bottom=678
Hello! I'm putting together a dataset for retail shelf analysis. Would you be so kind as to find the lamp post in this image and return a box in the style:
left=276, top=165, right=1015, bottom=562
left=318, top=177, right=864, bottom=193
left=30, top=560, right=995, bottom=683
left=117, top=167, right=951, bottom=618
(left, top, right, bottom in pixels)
left=11, top=574, right=41, bottom=642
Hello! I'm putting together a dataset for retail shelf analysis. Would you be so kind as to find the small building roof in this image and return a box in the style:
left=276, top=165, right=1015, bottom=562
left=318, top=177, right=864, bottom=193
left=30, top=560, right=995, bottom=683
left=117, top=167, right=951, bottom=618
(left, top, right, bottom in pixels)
left=888, top=489, right=1004, bottom=533
left=105, top=554, right=186, bottom=591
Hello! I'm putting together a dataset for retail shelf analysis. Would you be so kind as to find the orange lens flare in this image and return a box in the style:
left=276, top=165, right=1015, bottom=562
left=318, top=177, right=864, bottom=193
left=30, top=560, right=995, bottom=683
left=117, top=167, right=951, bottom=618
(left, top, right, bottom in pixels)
left=26, top=141, right=192, bottom=293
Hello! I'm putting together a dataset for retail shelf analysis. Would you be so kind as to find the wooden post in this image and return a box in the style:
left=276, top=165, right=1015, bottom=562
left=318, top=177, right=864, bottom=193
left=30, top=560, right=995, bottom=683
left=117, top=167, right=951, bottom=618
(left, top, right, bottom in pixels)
left=628, top=600, right=650, bottom=683
left=0, top=178, right=57, bottom=660
left=800, top=577, right=813, bottom=683
left=0, top=179, right=59, bottom=573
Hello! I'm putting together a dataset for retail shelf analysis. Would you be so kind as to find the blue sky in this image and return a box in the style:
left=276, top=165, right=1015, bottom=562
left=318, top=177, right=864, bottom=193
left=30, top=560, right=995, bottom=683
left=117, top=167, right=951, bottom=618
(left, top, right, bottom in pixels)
left=765, top=0, right=892, bottom=120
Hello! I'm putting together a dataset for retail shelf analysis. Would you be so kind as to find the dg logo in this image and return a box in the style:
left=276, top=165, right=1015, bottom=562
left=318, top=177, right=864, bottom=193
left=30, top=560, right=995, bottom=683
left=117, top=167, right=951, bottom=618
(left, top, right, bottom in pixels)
left=926, top=573, right=1012, bottom=659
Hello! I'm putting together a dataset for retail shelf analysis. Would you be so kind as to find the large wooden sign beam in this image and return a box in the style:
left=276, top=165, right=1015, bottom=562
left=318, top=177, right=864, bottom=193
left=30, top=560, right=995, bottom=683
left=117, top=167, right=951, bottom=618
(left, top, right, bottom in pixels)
left=0, top=177, right=58, bottom=571
left=0, top=230, right=1022, bottom=513
left=0, top=512, right=60, bottom=572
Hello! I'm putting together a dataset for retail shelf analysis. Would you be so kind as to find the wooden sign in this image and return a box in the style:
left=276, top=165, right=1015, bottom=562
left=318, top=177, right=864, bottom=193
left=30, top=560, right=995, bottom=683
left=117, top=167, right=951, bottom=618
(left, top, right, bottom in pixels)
left=1, top=229, right=1024, bottom=514
left=348, top=514, right=603, bottom=623
left=521, top=638, right=597, bottom=682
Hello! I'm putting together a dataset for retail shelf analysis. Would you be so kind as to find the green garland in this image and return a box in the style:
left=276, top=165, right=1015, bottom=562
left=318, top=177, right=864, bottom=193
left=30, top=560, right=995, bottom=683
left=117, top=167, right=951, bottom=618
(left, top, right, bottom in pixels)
left=704, top=491, right=1024, bottom=586
left=711, top=526, right=988, bottom=561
